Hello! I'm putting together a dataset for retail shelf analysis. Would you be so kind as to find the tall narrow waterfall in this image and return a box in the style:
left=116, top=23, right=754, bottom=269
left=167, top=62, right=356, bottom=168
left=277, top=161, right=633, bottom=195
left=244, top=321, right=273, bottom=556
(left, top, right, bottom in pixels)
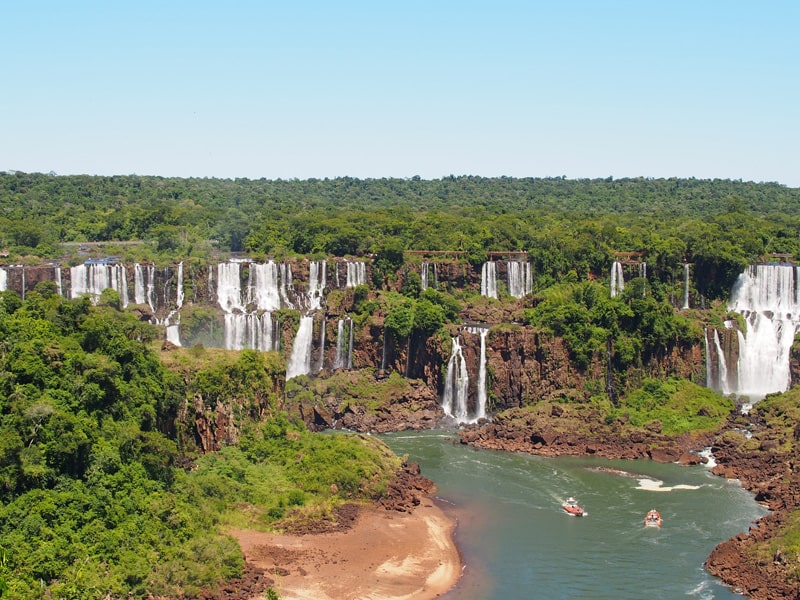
left=442, top=337, right=470, bottom=422
left=610, top=261, right=624, bottom=297
left=146, top=265, right=156, bottom=313
left=466, top=326, right=489, bottom=420
left=507, top=261, right=533, bottom=298
left=481, top=262, right=497, bottom=299
left=333, top=318, right=352, bottom=370
left=682, top=263, right=690, bottom=309
left=0, top=267, right=6, bottom=292
left=421, top=262, right=438, bottom=291
left=53, top=266, right=62, bottom=296
left=307, top=261, right=326, bottom=310
left=165, top=262, right=183, bottom=346
left=286, top=316, right=314, bottom=380
left=317, top=317, right=326, bottom=373
left=728, top=264, right=800, bottom=399
left=134, top=264, right=146, bottom=305
left=345, top=261, right=366, bottom=287
left=713, top=328, right=730, bottom=395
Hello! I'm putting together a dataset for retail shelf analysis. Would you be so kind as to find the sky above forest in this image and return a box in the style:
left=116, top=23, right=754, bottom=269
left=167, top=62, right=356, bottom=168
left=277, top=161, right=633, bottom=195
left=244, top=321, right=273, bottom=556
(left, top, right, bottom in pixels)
left=3, top=1, right=799, bottom=186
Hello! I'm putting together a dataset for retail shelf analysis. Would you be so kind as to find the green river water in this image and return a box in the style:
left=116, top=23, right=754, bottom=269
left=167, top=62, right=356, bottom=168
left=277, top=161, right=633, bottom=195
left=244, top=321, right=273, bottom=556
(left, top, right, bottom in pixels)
left=380, top=430, right=769, bottom=600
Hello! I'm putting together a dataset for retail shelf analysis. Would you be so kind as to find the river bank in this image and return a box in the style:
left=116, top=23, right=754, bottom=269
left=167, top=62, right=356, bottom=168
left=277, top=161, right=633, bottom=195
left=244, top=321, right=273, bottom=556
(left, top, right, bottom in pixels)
left=457, top=403, right=800, bottom=600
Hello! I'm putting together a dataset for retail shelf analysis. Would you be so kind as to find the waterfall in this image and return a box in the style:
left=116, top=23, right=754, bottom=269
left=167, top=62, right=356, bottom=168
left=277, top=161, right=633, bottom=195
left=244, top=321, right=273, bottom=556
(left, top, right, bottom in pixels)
left=0, top=267, right=6, bottom=292
left=466, top=326, right=489, bottom=420
left=279, top=263, right=294, bottom=308
left=348, top=317, right=354, bottom=369
left=639, top=262, right=647, bottom=297
left=250, top=261, right=282, bottom=311
left=481, top=262, right=498, bottom=299
left=164, top=262, right=184, bottom=346
left=217, top=262, right=245, bottom=313
left=334, top=319, right=348, bottom=369
left=318, top=318, right=326, bottom=372
left=442, top=337, right=470, bottom=422
left=727, top=264, right=800, bottom=399
left=381, top=333, right=387, bottom=371
left=421, top=262, right=438, bottom=291
left=286, top=316, right=314, bottom=380
left=70, top=263, right=128, bottom=306
left=345, top=261, right=366, bottom=287
left=146, top=265, right=156, bottom=313
left=20, top=266, right=25, bottom=300
left=307, top=261, right=326, bottom=310
left=682, top=264, right=690, bottom=309
left=610, top=261, right=625, bottom=297
left=507, top=261, right=533, bottom=298
left=713, top=329, right=730, bottom=395
left=224, top=312, right=278, bottom=351
left=53, top=266, right=62, bottom=296
left=134, top=264, right=146, bottom=305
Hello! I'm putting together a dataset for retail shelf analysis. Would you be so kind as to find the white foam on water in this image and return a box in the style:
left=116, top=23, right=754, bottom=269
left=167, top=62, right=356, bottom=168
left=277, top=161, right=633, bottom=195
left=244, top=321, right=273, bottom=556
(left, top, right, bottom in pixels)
left=636, top=478, right=701, bottom=492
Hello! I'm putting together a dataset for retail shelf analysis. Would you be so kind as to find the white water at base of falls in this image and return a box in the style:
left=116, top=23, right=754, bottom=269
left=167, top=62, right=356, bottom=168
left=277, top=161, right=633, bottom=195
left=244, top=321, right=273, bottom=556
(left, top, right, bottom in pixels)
left=727, top=264, right=800, bottom=400
left=286, top=316, right=314, bottom=380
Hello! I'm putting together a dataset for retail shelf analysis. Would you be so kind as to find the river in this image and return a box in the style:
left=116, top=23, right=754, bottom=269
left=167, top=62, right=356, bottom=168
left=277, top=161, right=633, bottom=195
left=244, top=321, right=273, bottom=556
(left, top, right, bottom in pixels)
left=380, top=430, right=768, bottom=600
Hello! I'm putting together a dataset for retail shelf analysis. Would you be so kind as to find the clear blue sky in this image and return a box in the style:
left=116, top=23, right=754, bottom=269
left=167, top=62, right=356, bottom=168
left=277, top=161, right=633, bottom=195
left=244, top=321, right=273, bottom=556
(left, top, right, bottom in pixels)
left=3, top=1, right=799, bottom=186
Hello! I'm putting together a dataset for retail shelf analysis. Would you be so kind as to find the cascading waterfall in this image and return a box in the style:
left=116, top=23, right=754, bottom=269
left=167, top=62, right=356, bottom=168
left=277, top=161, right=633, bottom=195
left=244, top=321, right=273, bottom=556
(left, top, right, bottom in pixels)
left=146, top=265, right=156, bottom=313
left=421, top=262, right=438, bottom=291
left=507, top=261, right=533, bottom=298
left=610, top=261, right=625, bottom=297
left=249, top=261, right=282, bottom=311
left=317, top=318, right=326, bottom=372
left=53, top=266, right=62, bottom=296
left=286, top=316, right=314, bottom=380
left=727, top=264, right=800, bottom=399
left=307, top=261, right=326, bottom=310
left=682, top=263, right=690, bottom=309
left=639, top=262, right=647, bottom=297
left=713, top=328, right=730, bottom=395
left=348, top=316, right=354, bottom=369
left=481, top=262, right=498, bottom=299
left=217, top=260, right=286, bottom=351
left=70, top=263, right=129, bottom=306
left=224, top=312, right=277, bottom=351
left=345, top=261, right=366, bottom=287
left=20, top=266, right=25, bottom=300
left=134, top=264, right=146, bottom=305
left=279, top=263, right=294, bottom=308
left=466, top=326, right=489, bottom=420
left=442, top=337, right=470, bottom=422
left=333, top=319, right=350, bottom=370
left=0, top=267, right=8, bottom=292
left=164, top=262, right=183, bottom=346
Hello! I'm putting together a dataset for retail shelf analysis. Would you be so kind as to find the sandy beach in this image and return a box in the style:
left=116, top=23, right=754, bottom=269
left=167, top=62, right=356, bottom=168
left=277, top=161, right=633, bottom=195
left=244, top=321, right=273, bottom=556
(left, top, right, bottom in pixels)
left=229, top=498, right=461, bottom=600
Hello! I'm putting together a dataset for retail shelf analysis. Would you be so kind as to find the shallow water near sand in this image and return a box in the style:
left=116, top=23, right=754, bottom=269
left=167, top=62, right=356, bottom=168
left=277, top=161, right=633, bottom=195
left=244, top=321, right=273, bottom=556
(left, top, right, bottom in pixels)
left=380, top=430, right=768, bottom=600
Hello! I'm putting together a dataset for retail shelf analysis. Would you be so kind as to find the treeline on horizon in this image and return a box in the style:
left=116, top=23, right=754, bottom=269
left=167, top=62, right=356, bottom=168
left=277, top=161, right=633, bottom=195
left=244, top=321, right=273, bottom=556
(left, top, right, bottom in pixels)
left=3, top=172, right=800, bottom=300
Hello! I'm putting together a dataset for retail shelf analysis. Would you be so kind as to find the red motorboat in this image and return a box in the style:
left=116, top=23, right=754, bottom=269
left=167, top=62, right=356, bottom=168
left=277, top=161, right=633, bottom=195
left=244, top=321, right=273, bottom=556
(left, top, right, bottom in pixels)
left=644, top=509, right=663, bottom=527
left=562, top=497, right=585, bottom=517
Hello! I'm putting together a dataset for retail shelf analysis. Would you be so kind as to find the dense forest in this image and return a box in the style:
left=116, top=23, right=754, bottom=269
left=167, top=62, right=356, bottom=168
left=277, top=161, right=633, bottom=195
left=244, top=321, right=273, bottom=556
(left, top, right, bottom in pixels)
left=2, top=173, right=800, bottom=300
left=1, top=173, right=799, bottom=598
